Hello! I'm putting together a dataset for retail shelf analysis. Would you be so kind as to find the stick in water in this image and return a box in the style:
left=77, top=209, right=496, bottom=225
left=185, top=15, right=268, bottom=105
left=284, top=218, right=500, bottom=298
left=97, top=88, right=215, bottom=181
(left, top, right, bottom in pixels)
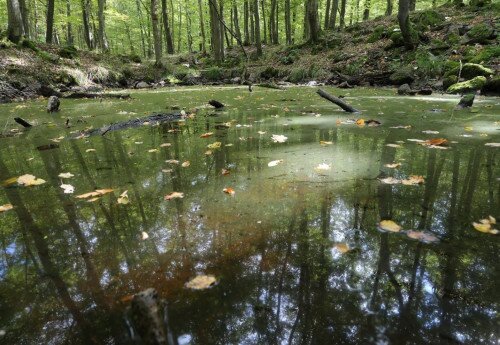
left=316, top=89, right=359, bottom=113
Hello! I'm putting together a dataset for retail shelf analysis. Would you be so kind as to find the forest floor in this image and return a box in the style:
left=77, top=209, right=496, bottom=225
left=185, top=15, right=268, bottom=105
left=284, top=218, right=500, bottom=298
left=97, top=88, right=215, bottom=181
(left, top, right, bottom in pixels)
left=0, top=3, right=498, bottom=103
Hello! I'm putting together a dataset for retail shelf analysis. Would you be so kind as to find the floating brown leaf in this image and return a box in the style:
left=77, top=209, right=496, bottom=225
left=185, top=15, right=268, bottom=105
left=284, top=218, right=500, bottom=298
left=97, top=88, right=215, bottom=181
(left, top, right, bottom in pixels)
left=405, top=230, right=439, bottom=243
left=378, top=220, right=402, bottom=233
left=223, top=187, right=235, bottom=196
left=17, top=174, right=46, bottom=187
left=164, top=192, right=184, bottom=200
left=0, top=204, right=13, bottom=213
left=185, top=275, right=217, bottom=290
left=76, top=189, right=114, bottom=199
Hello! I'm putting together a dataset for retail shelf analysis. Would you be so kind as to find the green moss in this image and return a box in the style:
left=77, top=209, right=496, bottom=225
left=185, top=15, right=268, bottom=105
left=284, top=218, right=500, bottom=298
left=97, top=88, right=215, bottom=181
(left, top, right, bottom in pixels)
left=469, top=46, right=500, bottom=64
left=445, top=63, right=493, bottom=79
left=367, top=25, right=387, bottom=43
left=389, top=32, right=404, bottom=47
left=447, top=76, right=487, bottom=93
left=20, top=39, right=38, bottom=52
left=390, top=66, right=414, bottom=85
left=443, top=75, right=458, bottom=90
left=412, top=10, right=445, bottom=28
left=260, top=66, right=281, bottom=79
left=201, top=67, right=224, bottom=81
left=482, top=76, right=500, bottom=95
left=466, top=23, right=495, bottom=44
left=37, top=51, right=59, bottom=64
left=288, top=68, right=308, bottom=83
left=58, top=45, right=78, bottom=59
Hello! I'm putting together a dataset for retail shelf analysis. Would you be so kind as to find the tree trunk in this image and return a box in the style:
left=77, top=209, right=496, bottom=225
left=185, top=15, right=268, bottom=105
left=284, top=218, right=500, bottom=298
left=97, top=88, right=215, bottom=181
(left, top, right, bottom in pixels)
left=177, top=1, right=182, bottom=52
left=250, top=0, right=255, bottom=43
left=253, top=0, right=262, bottom=56
left=270, top=0, right=278, bottom=44
left=285, top=0, right=292, bottom=44
left=45, top=0, right=55, bottom=43
left=185, top=0, right=193, bottom=53
left=410, top=0, right=416, bottom=11
left=66, top=0, right=73, bottom=44
left=7, top=0, right=25, bottom=43
left=306, top=0, right=319, bottom=42
left=398, top=0, right=414, bottom=49
left=81, top=0, right=93, bottom=49
left=363, top=0, right=371, bottom=20
left=151, top=0, right=162, bottom=65
left=198, top=0, right=207, bottom=53
left=339, top=0, right=347, bottom=29
left=329, top=0, right=339, bottom=29
left=19, top=0, right=29, bottom=38
left=261, top=0, right=267, bottom=44
left=386, top=0, right=393, bottom=16
left=324, top=0, right=331, bottom=30
left=97, top=0, right=108, bottom=50
left=209, top=0, right=224, bottom=63
left=233, top=1, right=242, bottom=42
left=243, top=0, right=250, bottom=45
left=162, top=0, right=175, bottom=53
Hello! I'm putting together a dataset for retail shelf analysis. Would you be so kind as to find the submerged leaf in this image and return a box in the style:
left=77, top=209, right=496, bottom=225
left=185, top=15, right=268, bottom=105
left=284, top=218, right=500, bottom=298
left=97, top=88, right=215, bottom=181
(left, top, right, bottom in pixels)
left=76, top=189, right=113, bottom=199
left=60, top=184, right=75, bottom=194
left=164, top=192, right=184, bottom=200
left=386, top=144, right=402, bottom=148
left=380, top=177, right=400, bottom=185
left=384, top=163, right=402, bottom=169
left=2, top=177, right=19, bottom=187
left=58, top=172, right=74, bottom=179
left=333, top=243, right=350, bottom=254
left=268, top=160, right=283, bottom=167
left=271, top=134, right=288, bottom=143
left=405, top=230, right=439, bottom=243
left=117, top=191, right=129, bottom=204
left=221, top=168, right=230, bottom=176
left=200, top=132, right=214, bottom=138
left=181, top=161, right=191, bottom=168
left=141, top=231, right=149, bottom=240
left=401, top=175, right=425, bottom=185
left=378, top=220, right=402, bottom=233
left=320, top=141, right=333, bottom=145
left=315, top=163, right=331, bottom=171
left=207, top=142, right=222, bottom=149
left=17, top=174, right=46, bottom=187
left=185, top=275, right=217, bottom=290
left=484, top=143, right=500, bottom=147
left=223, top=187, right=235, bottom=196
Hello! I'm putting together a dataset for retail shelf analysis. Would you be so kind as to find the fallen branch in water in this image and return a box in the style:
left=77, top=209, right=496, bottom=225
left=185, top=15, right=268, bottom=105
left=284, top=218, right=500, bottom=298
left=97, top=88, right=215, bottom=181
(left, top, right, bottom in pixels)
left=317, top=89, right=359, bottom=113
left=62, top=92, right=131, bottom=99
left=208, top=100, right=225, bottom=109
left=14, top=117, right=33, bottom=128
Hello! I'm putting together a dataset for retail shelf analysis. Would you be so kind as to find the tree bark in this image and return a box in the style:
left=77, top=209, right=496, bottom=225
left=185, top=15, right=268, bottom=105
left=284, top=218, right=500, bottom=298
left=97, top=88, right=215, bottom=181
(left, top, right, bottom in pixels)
left=7, top=0, right=25, bottom=43
left=329, top=0, right=339, bottom=29
left=285, top=0, right=292, bottom=44
left=162, top=0, right=175, bottom=54
left=410, top=0, right=416, bottom=11
left=97, top=0, right=108, bottom=50
left=363, top=0, right=371, bottom=20
left=306, top=0, right=319, bottom=42
left=253, top=0, right=262, bottom=56
left=270, top=0, right=278, bottom=44
left=386, top=0, right=393, bottom=16
left=233, top=1, right=242, bottom=42
left=317, top=89, right=359, bottom=112
left=243, top=0, right=250, bottom=45
left=19, top=0, right=29, bottom=38
left=339, top=0, right=347, bottom=29
left=197, top=0, right=207, bottom=54
left=66, top=0, right=73, bottom=44
left=45, top=0, right=55, bottom=43
left=398, top=0, right=414, bottom=50
left=81, top=0, right=93, bottom=49
left=324, top=0, right=331, bottom=30
left=209, top=0, right=224, bottom=63
left=151, top=0, right=163, bottom=65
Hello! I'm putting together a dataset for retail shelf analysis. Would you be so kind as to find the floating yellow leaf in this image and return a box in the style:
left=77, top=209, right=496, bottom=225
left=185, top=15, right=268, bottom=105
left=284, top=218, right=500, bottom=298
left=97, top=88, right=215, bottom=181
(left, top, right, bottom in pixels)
left=181, top=161, right=191, bottom=168
left=141, top=231, right=149, bottom=240
left=223, top=187, right=235, bottom=196
left=148, top=149, right=159, bottom=153
left=271, top=134, right=288, bottom=143
left=464, top=127, right=473, bottom=132
left=204, top=150, right=213, bottom=155
left=51, top=136, right=64, bottom=143
left=378, top=220, right=402, bottom=233
left=380, top=177, right=400, bottom=184
left=164, top=192, right=184, bottom=200
left=473, top=216, right=498, bottom=234
left=86, top=149, right=96, bottom=153
left=221, top=169, right=230, bottom=176
left=162, top=169, right=173, bottom=173
left=58, top=172, right=74, bottom=179
left=76, top=189, right=114, bottom=199
left=320, top=141, right=333, bottom=145
left=485, top=143, right=500, bottom=147
left=17, top=174, right=46, bottom=187
left=200, top=132, right=214, bottom=138
left=207, top=142, right=222, bottom=149
left=386, top=144, right=401, bottom=148
left=333, top=243, right=350, bottom=253
left=60, top=184, right=75, bottom=194
left=185, top=275, right=217, bottom=290
left=160, top=143, right=171, bottom=147
left=384, top=163, right=402, bottom=169
left=401, top=175, right=425, bottom=185
left=315, top=163, right=331, bottom=171
left=2, top=177, right=18, bottom=187
left=165, top=159, right=180, bottom=164
left=257, top=131, right=267, bottom=135
left=117, top=191, right=129, bottom=204
left=0, top=204, right=13, bottom=213
left=268, top=160, right=283, bottom=167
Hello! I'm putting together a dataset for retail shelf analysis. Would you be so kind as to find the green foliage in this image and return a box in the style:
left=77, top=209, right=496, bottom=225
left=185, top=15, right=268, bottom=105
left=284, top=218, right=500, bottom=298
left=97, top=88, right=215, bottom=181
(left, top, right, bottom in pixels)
left=201, top=67, right=224, bottom=81
left=20, top=39, right=38, bottom=52
left=260, top=66, right=281, bottom=79
left=58, top=45, right=78, bottom=59
left=37, top=51, right=59, bottom=64
left=467, top=46, right=500, bottom=64
left=390, top=66, right=415, bottom=85
left=466, top=23, right=495, bottom=44
left=443, top=75, right=458, bottom=89
left=412, top=10, right=445, bottom=29
left=345, top=57, right=367, bottom=76
left=414, top=48, right=445, bottom=78
left=482, top=76, right=500, bottom=94
left=288, top=67, right=308, bottom=83
left=279, top=49, right=299, bottom=65
left=367, top=26, right=387, bottom=43
left=389, top=32, right=405, bottom=47
left=445, top=63, right=493, bottom=79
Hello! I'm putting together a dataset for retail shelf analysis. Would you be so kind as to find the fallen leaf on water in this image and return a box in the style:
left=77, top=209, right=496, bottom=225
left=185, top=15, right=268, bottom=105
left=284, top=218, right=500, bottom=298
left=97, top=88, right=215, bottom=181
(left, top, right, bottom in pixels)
left=380, top=177, right=400, bottom=184
left=472, top=216, right=498, bottom=234
left=271, top=134, right=288, bottom=143
left=58, top=172, right=74, bottom=179
left=268, top=160, right=283, bottom=167
left=60, top=184, right=75, bottom=194
left=185, top=275, right=217, bottom=290
left=356, top=119, right=365, bottom=126
left=405, top=230, right=439, bottom=243
left=386, top=144, right=401, bottom=148
left=378, top=220, right=402, bottom=233
left=117, top=191, right=129, bottom=204
left=207, top=142, right=222, bottom=149
left=333, top=243, right=350, bottom=253
left=320, top=141, right=333, bottom=145
left=225, top=143, right=234, bottom=147
left=223, top=187, right=235, bottom=196
left=165, top=159, right=180, bottom=164
left=421, top=138, right=448, bottom=146
left=257, top=131, right=267, bottom=135
left=181, top=161, right=191, bottom=168
left=366, top=120, right=382, bottom=127
left=200, top=132, right=214, bottom=138
left=51, top=136, right=65, bottom=143
left=205, top=150, right=213, bottom=155
left=221, top=169, right=230, bottom=176
left=384, top=163, right=402, bottom=169
left=401, top=175, right=425, bottom=185
left=315, top=163, right=331, bottom=171
left=164, top=192, right=184, bottom=200
left=407, top=139, right=425, bottom=143
left=160, top=143, right=171, bottom=147
left=422, top=130, right=439, bottom=134
left=141, top=231, right=149, bottom=240
left=134, top=141, right=143, bottom=145
left=464, top=127, right=473, bottom=132
left=390, top=125, right=411, bottom=129
left=86, top=149, right=96, bottom=153
left=148, top=149, right=159, bottom=153
left=484, top=143, right=500, bottom=147
left=76, top=189, right=114, bottom=199
left=17, top=174, right=46, bottom=187
left=119, top=295, right=134, bottom=303
left=162, top=169, right=173, bottom=173
left=0, top=204, right=13, bottom=213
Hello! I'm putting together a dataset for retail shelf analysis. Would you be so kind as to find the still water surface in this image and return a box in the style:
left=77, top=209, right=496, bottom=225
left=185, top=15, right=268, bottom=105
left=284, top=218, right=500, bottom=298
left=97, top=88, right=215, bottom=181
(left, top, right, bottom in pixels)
left=0, top=86, right=499, bottom=344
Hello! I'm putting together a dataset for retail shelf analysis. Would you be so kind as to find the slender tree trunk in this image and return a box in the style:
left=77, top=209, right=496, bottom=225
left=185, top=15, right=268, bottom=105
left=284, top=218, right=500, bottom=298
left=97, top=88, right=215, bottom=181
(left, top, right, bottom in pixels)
left=233, top=1, right=242, bottom=42
left=66, top=0, right=73, bottom=44
left=306, top=0, right=319, bottom=42
left=198, top=0, right=207, bottom=54
left=243, top=0, right=250, bottom=45
left=250, top=0, right=255, bottom=43
left=19, top=0, right=29, bottom=38
left=410, top=0, right=416, bottom=11
left=7, top=0, right=25, bottom=43
left=162, top=0, right=174, bottom=53
left=363, top=0, right=371, bottom=20
left=97, top=0, right=108, bottom=50
left=285, top=0, right=292, bottom=44
left=398, top=0, right=414, bottom=49
left=209, top=0, right=224, bottom=63
left=253, top=0, right=262, bottom=56
left=261, top=0, right=267, bottom=44
left=324, top=0, right=331, bottom=29
left=329, top=0, right=339, bottom=28
left=339, top=0, right=347, bottom=29
left=81, top=0, right=93, bottom=49
left=177, top=1, right=182, bottom=52
left=270, top=0, right=278, bottom=44
left=386, top=0, right=393, bottom=16
left=185, top=0, right=193, bottom=53
left=151, top=0, right=162, bottom=65
left=45, top=0, right=55, bottom=43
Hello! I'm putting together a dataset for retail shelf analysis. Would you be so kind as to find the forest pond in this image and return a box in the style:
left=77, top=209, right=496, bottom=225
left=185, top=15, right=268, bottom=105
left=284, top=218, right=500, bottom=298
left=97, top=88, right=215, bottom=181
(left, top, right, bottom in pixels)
left=0, top=86, right=499, bottom=344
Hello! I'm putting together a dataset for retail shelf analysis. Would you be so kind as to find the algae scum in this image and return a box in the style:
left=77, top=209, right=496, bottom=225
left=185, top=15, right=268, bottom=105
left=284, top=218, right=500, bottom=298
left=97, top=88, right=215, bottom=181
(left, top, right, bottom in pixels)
left=0, top=87, right=499, bottom=344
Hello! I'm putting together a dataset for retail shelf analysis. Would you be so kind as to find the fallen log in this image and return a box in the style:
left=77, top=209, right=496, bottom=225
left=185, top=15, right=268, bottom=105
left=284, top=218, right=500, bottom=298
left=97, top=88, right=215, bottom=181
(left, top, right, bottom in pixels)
left=317, top=89, right=359, bottom=113
left=209, top=100, right=225, bottom=109
left=80, top=112, right=183, bottom=137
left=62, top=92, right=131, bottom=99
left=14, top=117, right=33, bottom=128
